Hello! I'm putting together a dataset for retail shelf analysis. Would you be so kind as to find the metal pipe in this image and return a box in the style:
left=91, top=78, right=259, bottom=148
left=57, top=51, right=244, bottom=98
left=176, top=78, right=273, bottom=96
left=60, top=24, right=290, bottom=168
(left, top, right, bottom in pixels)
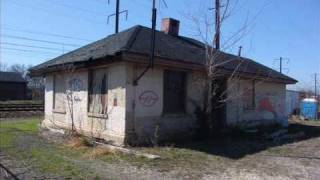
left=133, top=0, right=156, bottom=86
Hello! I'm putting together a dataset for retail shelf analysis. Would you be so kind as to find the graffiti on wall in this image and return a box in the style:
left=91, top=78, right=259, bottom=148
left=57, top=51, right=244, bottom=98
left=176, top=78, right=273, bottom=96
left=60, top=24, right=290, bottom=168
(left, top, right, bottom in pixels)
left=68, top=78, right=84, bottom=103
left=257, top=93, right=285, bottom=119
left=139, top=90, right=159, bottom=107
left=68, top=78, right=84, bottom=91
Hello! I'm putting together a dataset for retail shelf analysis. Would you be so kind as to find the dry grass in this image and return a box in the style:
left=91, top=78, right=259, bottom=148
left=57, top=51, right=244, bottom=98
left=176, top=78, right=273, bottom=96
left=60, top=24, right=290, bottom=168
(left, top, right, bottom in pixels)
left=83, top=146, right=118, bottom=159
left=64, top=136, right=92, bottom=149
left=64, top=136, right=118, bottom=159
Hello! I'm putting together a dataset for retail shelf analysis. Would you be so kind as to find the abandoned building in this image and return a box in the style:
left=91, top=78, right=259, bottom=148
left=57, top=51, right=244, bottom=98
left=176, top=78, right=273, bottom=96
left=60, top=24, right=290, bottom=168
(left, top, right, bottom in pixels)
left=30, top=18, right=297, bottom=145
left=0, top=71, right=27, bottom=101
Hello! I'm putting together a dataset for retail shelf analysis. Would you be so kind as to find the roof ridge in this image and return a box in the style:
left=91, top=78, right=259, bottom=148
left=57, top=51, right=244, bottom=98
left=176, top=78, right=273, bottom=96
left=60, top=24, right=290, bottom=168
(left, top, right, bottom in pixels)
left=177, top=36, right=206, bottom=49
left=122, top=25, right=142, bottom=51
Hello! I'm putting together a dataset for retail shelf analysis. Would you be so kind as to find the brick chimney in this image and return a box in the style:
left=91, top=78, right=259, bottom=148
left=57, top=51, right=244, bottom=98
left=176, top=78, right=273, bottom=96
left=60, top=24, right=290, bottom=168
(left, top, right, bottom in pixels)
left=161, top=18, right=180, bottom=36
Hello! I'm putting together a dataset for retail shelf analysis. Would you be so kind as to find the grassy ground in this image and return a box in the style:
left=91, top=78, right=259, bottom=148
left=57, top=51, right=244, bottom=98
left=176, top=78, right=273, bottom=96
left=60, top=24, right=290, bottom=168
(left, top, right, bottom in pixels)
left=0, top=118, right=101, bottom=179
left=1, top=118, right=320, bottom=179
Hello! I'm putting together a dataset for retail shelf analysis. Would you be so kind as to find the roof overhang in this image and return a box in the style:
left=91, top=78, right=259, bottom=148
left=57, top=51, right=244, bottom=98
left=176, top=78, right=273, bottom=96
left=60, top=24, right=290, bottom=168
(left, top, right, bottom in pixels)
left=29, top=55, right=118, bottom=77
left=30, top=51, right=298, bottom=85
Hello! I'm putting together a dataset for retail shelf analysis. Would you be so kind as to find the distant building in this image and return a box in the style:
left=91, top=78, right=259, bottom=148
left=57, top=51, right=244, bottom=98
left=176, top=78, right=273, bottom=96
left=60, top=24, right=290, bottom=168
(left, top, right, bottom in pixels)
left=0, top=71, right=27, bottom=100
left=286, top=90, right=300, bottom=116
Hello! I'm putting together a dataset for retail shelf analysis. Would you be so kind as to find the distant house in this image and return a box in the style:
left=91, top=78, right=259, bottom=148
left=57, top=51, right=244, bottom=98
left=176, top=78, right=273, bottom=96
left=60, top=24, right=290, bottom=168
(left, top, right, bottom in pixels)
left=0, top=71, right=27, bottom=101
left=30, top=18, right=297, bottom=145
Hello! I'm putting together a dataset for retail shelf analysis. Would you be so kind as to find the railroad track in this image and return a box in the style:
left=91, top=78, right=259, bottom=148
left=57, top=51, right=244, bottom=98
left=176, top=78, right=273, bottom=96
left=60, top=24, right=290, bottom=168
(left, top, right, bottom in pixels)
left=0, top=104, right=44, bottom=112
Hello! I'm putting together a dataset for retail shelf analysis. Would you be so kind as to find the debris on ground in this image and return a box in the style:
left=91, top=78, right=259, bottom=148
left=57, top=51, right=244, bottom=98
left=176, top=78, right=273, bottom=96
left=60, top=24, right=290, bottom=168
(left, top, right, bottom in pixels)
left=94, top=141, right=161, bottom=159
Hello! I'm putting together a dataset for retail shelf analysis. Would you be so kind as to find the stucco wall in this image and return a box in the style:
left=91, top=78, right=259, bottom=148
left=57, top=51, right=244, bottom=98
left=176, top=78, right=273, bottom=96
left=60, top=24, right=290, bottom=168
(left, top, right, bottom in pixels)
left=43, top=60, right=288, bottom=145
left=42, top=63, right=127, bottom=145
left=226, top=79, right=287, bottom=127
left=125, top=63, right=207, bottom=144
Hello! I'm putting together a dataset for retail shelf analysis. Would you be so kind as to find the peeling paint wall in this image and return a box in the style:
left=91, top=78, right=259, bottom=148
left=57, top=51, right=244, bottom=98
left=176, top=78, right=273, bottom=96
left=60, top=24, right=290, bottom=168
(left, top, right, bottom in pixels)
left=43, top=61, right=288, bottom=145
left=125, top=63, right=207, bottom=144
left=226, top=79, right=287, bottom=127
left=42, top=62, right=127, bottom=145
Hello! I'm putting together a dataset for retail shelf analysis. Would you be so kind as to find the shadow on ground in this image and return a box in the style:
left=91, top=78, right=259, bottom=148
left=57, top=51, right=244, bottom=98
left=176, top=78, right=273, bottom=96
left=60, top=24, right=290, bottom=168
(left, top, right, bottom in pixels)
left=175, top=121, right=320, bottom=159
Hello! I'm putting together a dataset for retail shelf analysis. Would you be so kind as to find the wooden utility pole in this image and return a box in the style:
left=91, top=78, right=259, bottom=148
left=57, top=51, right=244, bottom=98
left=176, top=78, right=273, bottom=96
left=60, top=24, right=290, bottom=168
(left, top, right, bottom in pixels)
left=115, top=0, right=119, bottom=33
left=279, top=57, right=283, bottom=73
left=0, top=0, right=2, bottom=63
left=107, top=0, right=128, bottom=34
left=238, top=46, right=242, bottom=56
left=215, top=0, right=221, bottom=50
left=315, top=73, right=317, bottom=98
left=274, top=57, right=286, bottom=73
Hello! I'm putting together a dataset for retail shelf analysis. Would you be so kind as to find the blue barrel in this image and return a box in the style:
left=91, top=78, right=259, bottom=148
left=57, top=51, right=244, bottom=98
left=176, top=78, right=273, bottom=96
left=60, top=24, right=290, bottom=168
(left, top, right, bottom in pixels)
left=300, top=98, right=318, bottom=120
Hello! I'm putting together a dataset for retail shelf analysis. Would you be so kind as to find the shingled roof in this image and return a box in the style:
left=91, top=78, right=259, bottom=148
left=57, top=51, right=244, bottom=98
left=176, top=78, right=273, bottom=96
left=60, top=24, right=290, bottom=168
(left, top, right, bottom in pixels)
left=30, top=25, right=297, bottom=84
left=0, top=71, right=26, bottom=83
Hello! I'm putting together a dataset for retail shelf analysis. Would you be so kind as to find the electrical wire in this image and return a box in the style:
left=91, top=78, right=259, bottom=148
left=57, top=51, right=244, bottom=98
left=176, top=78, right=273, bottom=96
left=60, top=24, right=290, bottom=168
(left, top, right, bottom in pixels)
left=9, top=0, right=107, bottom=26
left=1, top=34, right=81, bottom=47
left=49, top=0, right=107, bottom=16
left=2, top=26, right=93, bottom=42
left=1, top=47, right=62, bottom=55
left=1, top=42, right=68, bottom=52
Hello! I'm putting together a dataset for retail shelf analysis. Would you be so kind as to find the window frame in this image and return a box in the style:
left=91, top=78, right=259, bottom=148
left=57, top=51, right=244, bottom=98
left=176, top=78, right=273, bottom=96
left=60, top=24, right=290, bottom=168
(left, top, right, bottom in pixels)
left=87, top=68, right=109, bottom=117
left=163, top=69, right=187, bottom=114
left=52, top=74, right=66, bottom=114
left=243, top=80, right=256, bottom=110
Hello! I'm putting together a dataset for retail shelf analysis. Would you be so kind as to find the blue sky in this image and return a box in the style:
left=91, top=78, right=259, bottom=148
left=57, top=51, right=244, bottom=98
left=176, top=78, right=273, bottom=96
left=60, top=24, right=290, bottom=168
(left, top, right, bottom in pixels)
left=0, top=0, right=319, bottom=91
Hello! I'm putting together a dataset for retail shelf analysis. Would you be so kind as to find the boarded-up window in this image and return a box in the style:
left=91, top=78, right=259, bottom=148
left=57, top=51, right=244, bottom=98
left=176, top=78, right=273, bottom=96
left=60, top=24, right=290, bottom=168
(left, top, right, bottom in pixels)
left=53, top=75, right=66, bottom=111
left=88, top=69, right=108, bottom=114
left=243, top=80, right=255, bottom=110
left=163, top=70, right=186, bottom=113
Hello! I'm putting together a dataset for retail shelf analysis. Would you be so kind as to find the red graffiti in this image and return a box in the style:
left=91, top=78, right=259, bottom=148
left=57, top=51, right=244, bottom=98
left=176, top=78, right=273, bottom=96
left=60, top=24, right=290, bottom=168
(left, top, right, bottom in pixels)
left=139, top=90, right=159, bottom=107
left=258, top=97, right=274, bottom=112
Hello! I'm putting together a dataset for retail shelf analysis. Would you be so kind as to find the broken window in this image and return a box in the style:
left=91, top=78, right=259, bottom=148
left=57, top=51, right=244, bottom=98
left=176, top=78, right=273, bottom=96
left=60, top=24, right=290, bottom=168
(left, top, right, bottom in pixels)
left=88, top=68, right=108, bottom=114
left=243, top=80, right=255, bottom=110
left=163, top=70, right=186, bottom=114
left=53, top=75, right=66, bottom=111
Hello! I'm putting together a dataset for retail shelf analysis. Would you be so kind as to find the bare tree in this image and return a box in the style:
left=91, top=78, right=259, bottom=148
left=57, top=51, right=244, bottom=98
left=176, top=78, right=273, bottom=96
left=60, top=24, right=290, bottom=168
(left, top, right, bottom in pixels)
left=181, top=0, right=277, bottom=135
left=8, top=64, right=33, bottom=77
left=0, top=62, right=8, bottom=71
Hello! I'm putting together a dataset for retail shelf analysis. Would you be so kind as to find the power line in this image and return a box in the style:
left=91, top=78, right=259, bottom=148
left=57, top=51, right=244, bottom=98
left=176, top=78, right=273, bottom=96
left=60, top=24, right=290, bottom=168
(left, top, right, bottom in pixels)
left=1, top=42, right=67, bottom=52
left=49, top=0, right=107, bottom=16
left=1, top=34, right=81, bottom=47
left=2, top=51, right=56, bottom=58
left=2, top=26, right=93, bottom=42
left=9, top=0, right=106, bottom=26
left=1, top=47, right=61, bottom=55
